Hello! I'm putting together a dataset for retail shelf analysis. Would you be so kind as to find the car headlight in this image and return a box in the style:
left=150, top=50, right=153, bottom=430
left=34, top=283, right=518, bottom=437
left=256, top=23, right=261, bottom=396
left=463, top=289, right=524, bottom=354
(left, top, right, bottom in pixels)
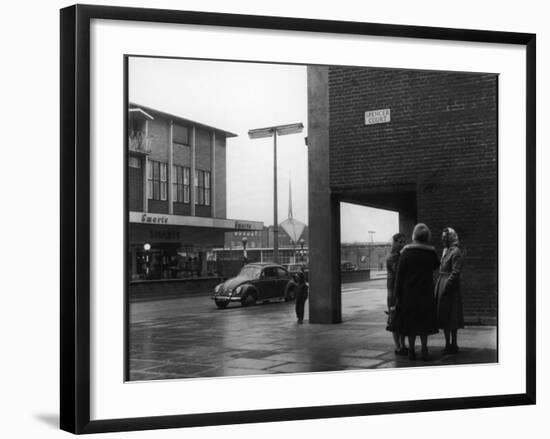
left=234, top=286, right=243, bottom=296
left=214, top=284, right=222, bottom=293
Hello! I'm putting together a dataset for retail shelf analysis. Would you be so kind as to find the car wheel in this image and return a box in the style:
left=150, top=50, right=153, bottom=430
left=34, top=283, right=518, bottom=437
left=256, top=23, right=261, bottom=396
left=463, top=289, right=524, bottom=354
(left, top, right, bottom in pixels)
left=215, top=300, right=228, bottom=309
left=241, top=292, right=256, bottom=307
left=285, top=287, right=296, bottom=302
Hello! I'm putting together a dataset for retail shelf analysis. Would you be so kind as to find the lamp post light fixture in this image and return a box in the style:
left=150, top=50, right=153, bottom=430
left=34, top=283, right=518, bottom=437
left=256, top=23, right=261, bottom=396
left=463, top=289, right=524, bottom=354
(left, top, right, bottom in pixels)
left=143, top=242, right=151, bottom=278
left=242, top=236, right=248, bottom=265
left=248, top=122, right=304, bottom=264
left=368, top=230, right=376, bottom=243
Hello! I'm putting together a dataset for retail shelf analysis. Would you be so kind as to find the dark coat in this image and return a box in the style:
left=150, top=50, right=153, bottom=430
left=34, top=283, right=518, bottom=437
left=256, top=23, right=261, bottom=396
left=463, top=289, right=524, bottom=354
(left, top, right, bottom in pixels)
left=385, top=251, right=400, bottom=332
left=386, top=252, right=400, bottom=308
left=394, top=243, right=440, bottom=336
left=435, top=246, right=464, bottom=330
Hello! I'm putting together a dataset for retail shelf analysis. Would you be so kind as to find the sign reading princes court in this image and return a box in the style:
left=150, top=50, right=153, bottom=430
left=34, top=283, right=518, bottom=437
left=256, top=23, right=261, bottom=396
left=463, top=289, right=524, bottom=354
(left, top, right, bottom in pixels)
left=130, top=211, right=263, bottom=231
left=364, top=108, right=391, bottom=125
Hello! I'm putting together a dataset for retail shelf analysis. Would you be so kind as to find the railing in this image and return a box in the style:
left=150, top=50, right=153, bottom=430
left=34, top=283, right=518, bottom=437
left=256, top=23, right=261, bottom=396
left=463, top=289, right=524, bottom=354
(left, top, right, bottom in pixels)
left=128, top=130, right=151, bottom=154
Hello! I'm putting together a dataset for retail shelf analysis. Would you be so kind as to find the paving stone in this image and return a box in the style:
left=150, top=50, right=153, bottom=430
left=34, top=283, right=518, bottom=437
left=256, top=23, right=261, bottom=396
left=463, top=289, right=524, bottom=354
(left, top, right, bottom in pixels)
left=338, top=357, right=386, bottom=368
left=129, top=283, right=497, bottom=380
left=222, top=358, right=287, bottom=371
left=345, top=349, right=387, bottom=358
left=130, top=359, right=166, bottom=371
left=144, top=363, right=213, bottom=376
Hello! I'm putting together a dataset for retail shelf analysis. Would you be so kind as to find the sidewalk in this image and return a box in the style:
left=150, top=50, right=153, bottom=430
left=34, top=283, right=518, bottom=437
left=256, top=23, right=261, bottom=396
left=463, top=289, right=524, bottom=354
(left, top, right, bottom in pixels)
left=129, top=283, right=497, bottom=381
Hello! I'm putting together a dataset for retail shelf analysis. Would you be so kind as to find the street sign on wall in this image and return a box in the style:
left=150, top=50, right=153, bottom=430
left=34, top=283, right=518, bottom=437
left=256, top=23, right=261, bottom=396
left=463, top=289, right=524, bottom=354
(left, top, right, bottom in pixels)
left=364, top=108, right=391, bottom=125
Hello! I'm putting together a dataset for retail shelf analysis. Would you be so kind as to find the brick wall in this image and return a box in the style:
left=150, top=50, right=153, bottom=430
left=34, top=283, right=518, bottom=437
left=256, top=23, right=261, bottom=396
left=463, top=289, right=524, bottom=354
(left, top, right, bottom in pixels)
left=328, top=67, right=498, bottom=324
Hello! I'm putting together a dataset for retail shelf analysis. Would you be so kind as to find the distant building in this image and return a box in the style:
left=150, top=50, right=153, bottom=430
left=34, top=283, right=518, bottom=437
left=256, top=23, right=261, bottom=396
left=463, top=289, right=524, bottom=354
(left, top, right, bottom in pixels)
left=128, top=103, right=263, bottom=280
left=220, top=180, right=309, bottom=271
left=340, top=242, right=392, bottom=271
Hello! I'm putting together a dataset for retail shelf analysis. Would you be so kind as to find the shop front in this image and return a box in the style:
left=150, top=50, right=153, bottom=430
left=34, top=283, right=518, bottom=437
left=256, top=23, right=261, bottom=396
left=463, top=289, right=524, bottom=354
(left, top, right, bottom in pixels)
left=129, top=212, right=263, bottom=282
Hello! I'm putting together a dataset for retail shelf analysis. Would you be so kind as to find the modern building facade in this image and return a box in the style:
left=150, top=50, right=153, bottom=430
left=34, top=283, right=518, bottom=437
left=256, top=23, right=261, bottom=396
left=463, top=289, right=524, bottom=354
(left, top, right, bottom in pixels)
left=128, top=103, right=263, bottom=280
left=308, top=66, right=498, bottom=324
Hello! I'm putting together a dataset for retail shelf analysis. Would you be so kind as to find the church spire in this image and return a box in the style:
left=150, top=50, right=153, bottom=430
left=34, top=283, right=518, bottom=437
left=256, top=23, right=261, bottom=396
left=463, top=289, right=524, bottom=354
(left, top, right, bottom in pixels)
left=288, top=177, right=293, bottom=219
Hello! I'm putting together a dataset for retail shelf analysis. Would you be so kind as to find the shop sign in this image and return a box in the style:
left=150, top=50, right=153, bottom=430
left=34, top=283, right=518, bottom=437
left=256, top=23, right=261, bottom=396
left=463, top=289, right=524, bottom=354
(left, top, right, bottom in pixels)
left=140, top=213, right=169, bottom=224
left=364, top=108, right=391, bottom=125
left=149, top=230, right=180, bottom=241
left=235, top=221, right=254, bottom=230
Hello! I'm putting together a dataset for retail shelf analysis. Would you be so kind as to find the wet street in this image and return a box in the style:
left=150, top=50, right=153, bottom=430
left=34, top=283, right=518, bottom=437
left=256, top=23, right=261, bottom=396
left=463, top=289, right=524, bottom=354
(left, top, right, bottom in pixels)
left=129, top=279, right=497, bottom=381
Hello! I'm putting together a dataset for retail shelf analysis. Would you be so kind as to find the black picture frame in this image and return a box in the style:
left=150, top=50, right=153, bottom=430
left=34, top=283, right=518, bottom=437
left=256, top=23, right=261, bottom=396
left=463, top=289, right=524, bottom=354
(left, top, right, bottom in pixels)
left=60, top=4, right=536, bottom=434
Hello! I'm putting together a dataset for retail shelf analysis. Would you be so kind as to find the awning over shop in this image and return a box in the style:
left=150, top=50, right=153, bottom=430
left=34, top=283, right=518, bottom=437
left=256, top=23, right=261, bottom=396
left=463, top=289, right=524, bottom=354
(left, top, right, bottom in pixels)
left=129, top=211, right=263, bottom=232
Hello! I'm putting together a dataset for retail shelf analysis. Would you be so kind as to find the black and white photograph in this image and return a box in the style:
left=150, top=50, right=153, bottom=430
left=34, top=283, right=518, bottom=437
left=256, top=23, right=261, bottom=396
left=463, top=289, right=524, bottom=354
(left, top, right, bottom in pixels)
left=2, top=0, right=544, bottom=437
left=127, top=57, right=499, bottom=381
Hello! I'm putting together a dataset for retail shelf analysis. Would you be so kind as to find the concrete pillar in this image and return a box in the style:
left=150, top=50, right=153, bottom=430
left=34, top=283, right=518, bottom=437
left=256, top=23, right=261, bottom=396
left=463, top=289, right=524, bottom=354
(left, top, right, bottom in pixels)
left=307, top=66, right=342, bottom=324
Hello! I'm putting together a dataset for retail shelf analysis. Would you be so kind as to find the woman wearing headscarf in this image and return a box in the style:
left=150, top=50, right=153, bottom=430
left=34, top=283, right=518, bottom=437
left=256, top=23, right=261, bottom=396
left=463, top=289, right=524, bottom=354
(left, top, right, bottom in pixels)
left=394, top=223, right=440, bottom=361
left=435, top=227, right=464, bottom=353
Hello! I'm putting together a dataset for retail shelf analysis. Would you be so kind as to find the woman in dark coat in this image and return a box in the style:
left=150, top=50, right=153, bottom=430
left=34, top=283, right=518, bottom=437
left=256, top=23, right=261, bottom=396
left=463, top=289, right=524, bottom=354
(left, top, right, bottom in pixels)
left=435, top=227, right=464, bottom=353
left=386, top=232, right=407, bottom=355
left=394, top=223, right=440, bottom=361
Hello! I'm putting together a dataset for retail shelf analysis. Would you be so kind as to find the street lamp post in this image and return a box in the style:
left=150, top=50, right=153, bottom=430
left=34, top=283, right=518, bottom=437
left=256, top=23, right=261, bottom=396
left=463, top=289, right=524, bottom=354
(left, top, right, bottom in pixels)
left=299, top=238, right=305, bottom=263
left=367, top=230, right=376, bottom=270
left=248, top=122, right=304, bottom=264
left=368, top=230, right=376, bottom=243
left=143, top=242, right=151, bottom=278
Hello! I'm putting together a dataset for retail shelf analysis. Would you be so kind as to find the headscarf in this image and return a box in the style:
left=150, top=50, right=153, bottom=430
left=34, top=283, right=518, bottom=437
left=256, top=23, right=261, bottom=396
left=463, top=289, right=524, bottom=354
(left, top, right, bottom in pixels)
left=401, top=223, right=435, bottom=253
left=442, top=227, right=459, bottom=258
left=412, top=223, right=431, bottom=244
left=442, top=227, right=459, bottom=247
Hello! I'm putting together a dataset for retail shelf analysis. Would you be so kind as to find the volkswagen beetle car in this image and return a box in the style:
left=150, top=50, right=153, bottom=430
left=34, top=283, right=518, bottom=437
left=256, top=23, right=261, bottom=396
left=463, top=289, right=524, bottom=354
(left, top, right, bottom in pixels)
left=212, top=263, right=296, bottom=309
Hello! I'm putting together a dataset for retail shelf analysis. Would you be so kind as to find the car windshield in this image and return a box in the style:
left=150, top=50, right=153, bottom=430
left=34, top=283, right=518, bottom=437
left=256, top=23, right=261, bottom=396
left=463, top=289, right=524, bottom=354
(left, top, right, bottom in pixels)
left=238, top=265, right=262, bottom=280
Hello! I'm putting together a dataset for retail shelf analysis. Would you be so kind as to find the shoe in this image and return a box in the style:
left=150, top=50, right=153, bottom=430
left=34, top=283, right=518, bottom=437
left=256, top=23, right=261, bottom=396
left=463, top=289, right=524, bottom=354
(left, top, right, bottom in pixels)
left=297, top=319, right=303, bottom=324
left=395, top=347, right=409, bottom=356
left=450, top=343, right=459, bottom=353
left=421, top=347, right=432, bottom=361
left=443, top=344, right=452, bottom=354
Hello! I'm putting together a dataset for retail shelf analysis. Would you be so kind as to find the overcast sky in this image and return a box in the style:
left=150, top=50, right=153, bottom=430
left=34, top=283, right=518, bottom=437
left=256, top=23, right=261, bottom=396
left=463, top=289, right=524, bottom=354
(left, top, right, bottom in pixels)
left=129, top=57, right=398, bottom=242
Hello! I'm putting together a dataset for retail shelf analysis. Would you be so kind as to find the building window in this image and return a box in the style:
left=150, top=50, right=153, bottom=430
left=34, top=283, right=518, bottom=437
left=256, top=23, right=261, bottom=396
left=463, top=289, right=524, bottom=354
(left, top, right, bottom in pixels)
left=174, top=124, right=190, bottom=146
left=148, top=160, right=167, bottom=201
left=172, top=165, right=190, bottom=203
left=194, top=169, right=211, bottom=206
